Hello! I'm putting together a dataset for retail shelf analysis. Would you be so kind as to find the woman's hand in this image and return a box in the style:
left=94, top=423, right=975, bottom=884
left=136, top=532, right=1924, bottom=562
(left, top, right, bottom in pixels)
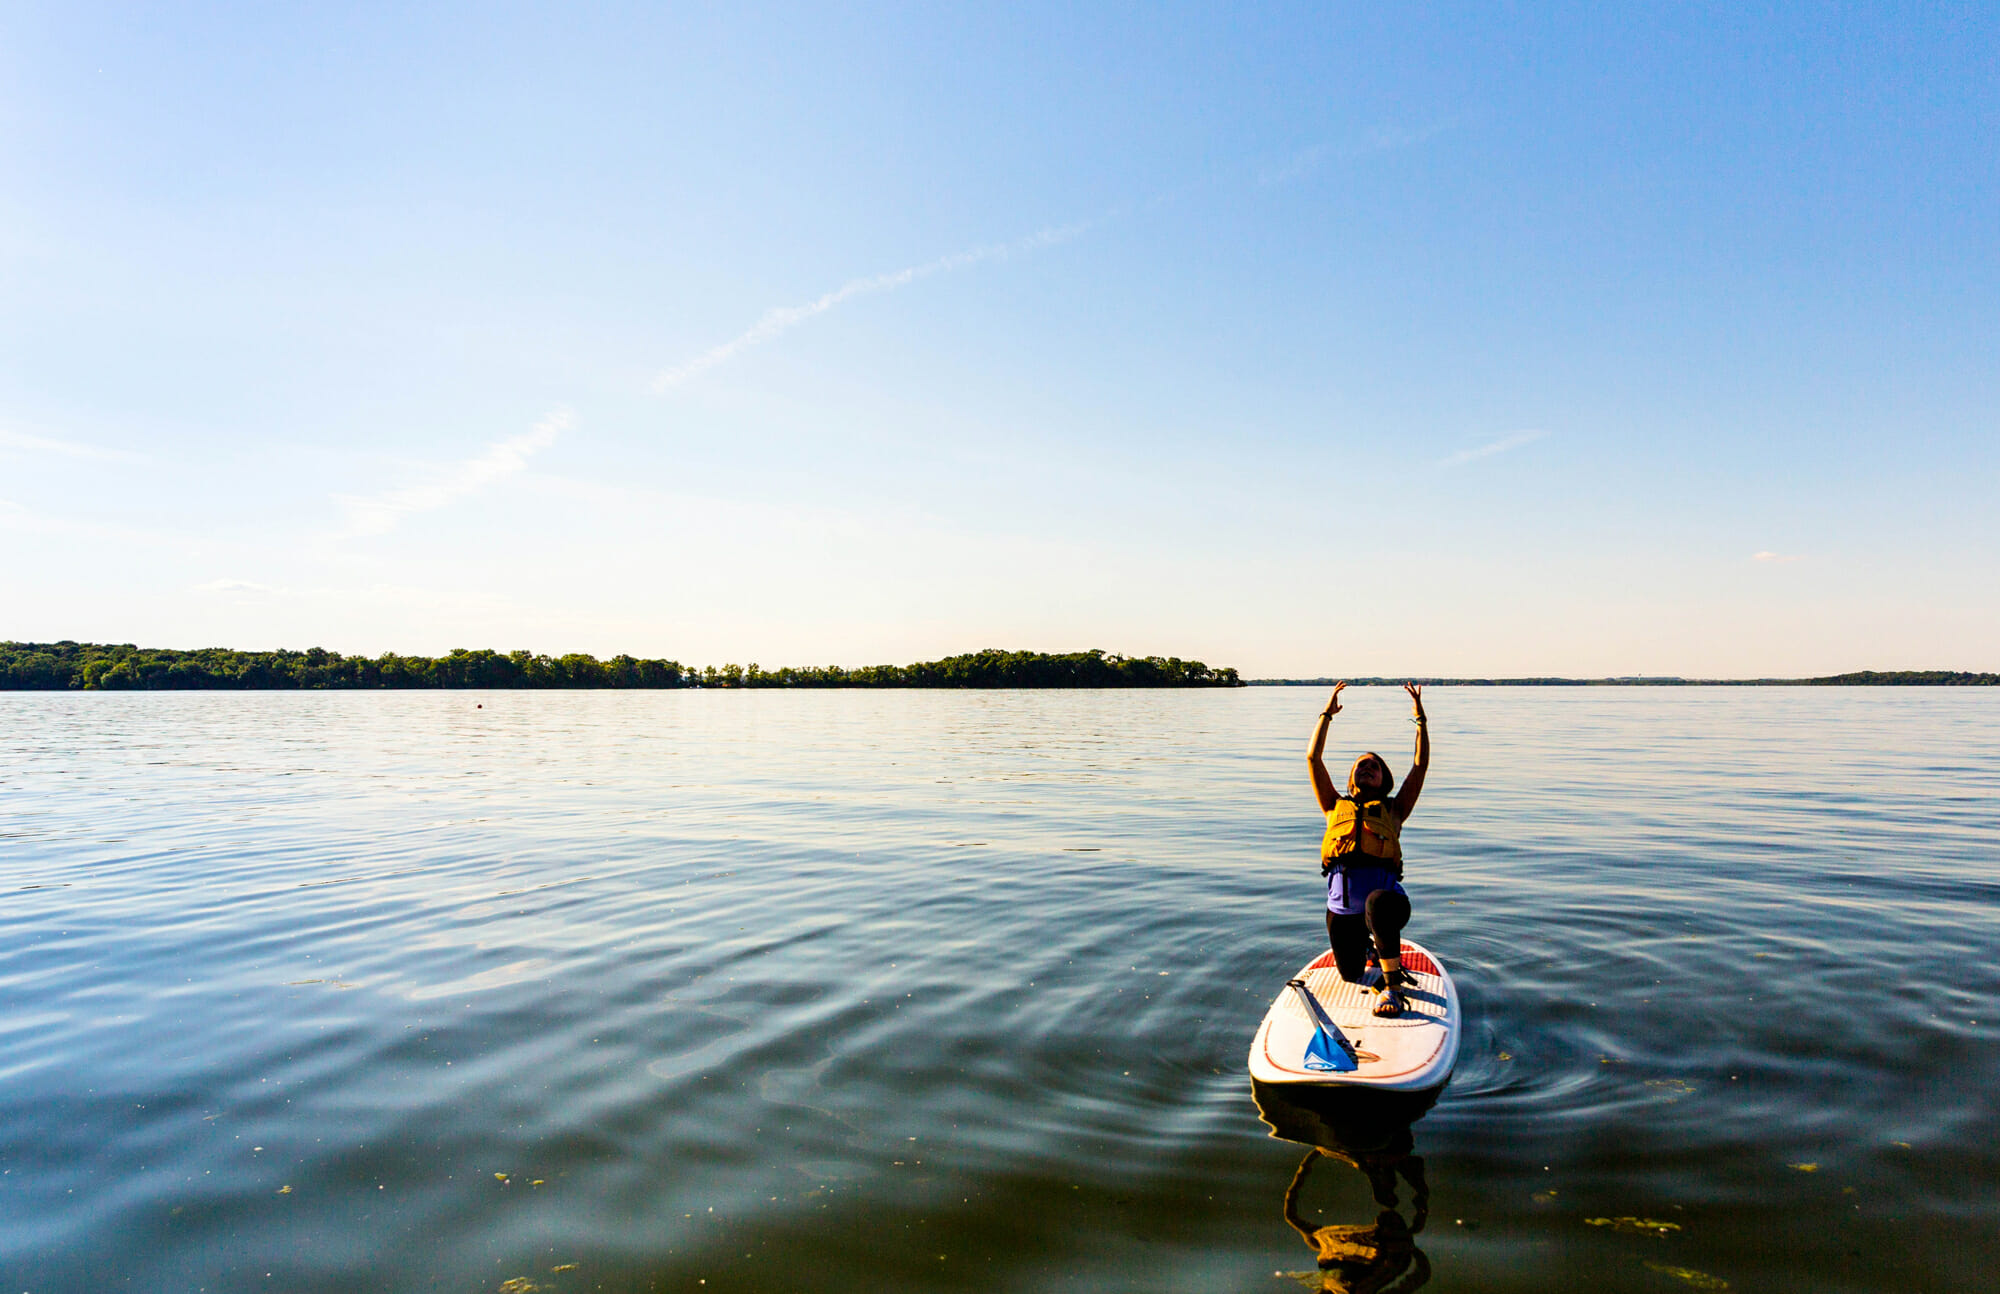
left=1323, top=682, right=1347, bottom=719
left=1404, top=681, right=1425, bottom=721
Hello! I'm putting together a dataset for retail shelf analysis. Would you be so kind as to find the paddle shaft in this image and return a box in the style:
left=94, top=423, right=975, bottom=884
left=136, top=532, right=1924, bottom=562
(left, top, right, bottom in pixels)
left=1286, top=978, right=1361, bottom=1064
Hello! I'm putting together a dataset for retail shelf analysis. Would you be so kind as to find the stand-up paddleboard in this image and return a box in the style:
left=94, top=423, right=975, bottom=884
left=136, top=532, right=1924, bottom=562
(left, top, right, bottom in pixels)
left=1247, top=940, right=1460, bottom=1091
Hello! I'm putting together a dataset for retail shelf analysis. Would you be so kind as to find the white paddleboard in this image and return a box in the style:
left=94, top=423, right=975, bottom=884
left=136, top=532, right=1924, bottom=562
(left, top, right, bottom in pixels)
left=1247, top=939, right=1461, bottom=1091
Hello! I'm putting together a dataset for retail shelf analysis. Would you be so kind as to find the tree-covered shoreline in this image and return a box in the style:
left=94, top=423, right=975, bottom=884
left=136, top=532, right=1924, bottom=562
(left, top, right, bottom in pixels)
left=0, top=642, right=1242, bottom=691
left=9, top=642, right=1984, bottom=691
left=1251, top=672, right=1999, bottom=686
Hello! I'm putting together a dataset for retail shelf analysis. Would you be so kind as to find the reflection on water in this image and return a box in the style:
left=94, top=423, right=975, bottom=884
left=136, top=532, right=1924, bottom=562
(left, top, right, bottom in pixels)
left=1255, top=1081, right=1439, bottom=1293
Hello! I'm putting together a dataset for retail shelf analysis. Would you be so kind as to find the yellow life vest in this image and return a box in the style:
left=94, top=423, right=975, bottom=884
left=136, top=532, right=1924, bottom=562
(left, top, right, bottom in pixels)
left=1322, top=797, right=1403, bottom=866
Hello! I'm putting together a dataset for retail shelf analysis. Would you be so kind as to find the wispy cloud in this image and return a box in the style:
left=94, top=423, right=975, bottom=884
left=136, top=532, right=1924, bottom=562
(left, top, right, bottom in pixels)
left=333, top=409, right=572, bottom=539
left=650, top=130, right=1444, bottom=397
left=651, top=223, right=1091, bottom=393
left=1752, top=551, right=1804, bottom=564
left=193, top=578, right=286, bottom=595
left=1257, top=123, right=1454, bottom=187
left=1439, top=429, right=1547, bottom=468
left=0, top=426, right=145, bottom=462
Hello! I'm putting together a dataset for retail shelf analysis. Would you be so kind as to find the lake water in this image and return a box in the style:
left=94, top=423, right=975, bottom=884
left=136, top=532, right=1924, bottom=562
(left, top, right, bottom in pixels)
left=2, top=687, right=1996, bottom=1293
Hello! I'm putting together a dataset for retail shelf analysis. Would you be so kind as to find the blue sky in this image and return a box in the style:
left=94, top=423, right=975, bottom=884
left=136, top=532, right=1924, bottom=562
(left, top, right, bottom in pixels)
left=3, top=3, right=1994, bottom=676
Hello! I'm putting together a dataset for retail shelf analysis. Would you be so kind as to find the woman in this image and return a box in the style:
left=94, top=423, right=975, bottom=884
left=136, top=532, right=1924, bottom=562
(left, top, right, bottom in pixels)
left=1307, top=681, right=1430, bottom=1017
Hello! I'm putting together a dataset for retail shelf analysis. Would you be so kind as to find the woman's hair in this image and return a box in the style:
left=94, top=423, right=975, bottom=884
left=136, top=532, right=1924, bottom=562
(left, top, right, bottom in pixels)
left=1348, top=752, right=1395, bottom=798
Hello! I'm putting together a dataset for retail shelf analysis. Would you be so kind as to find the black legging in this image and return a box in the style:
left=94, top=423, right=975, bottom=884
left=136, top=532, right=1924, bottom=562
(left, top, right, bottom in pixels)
left=1325, top=888, right=1411, bottom=983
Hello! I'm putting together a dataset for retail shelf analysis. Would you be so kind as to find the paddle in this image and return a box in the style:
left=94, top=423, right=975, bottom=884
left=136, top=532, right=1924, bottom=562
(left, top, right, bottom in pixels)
left=1286, top=978, right=1361, bottom=1072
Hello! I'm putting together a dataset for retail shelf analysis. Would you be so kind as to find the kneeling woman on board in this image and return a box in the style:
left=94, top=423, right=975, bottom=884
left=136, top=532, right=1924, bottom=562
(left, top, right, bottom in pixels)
left=1307, top=681, right=1429, bottom=1017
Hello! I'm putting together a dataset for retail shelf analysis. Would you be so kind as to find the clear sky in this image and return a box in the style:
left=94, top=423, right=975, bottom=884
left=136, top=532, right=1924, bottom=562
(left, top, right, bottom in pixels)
left=3, top=3, right=1995, bottom=677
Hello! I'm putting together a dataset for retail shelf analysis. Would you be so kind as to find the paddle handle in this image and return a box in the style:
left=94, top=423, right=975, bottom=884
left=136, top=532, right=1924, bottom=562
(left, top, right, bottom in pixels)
left=1286, top=978, right=1336, bottom=1031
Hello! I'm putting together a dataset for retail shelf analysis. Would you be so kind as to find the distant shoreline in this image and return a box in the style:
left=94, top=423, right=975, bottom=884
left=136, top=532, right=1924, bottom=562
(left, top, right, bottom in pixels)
left=5, top=642, right=1990, bottom=690
left=0, top=642, right=1242, bottom=691
left=1249, top=672, right=1999, bottom=686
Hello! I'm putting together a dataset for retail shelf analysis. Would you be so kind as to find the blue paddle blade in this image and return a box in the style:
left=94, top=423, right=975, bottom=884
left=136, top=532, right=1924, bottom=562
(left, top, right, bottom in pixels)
left=1303, top=1025, right=1358, bottom=1073
left=1288, top=979, right=1362, bottom=1073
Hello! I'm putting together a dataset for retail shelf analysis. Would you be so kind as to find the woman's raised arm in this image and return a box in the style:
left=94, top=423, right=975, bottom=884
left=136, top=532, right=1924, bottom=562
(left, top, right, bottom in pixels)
left=1307, top=683, right=1345, bottom=811
left=1394, top=682, right=1430, bottom=818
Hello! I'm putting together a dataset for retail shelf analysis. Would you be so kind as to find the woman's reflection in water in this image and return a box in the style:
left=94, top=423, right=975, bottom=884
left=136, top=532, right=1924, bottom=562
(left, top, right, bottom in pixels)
left=1254, top=1081, right=1437, bottom=1294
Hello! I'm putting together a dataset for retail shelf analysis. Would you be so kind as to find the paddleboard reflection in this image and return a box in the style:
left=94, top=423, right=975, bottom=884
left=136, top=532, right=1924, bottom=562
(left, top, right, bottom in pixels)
left=1252, top=1079, right=1439, bottom=1294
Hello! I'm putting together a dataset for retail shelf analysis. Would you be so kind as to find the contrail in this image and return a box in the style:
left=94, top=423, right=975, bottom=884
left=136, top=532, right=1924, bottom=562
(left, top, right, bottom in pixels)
left=0, top=426, right=145, bottom=462
left=650, top=223, right=1090, bottom=393
left=334, top=409, right=573, bottom=539
left=649, top=126, right=1447, bottom=397
left=1439, top=429, right=1547, bottom=468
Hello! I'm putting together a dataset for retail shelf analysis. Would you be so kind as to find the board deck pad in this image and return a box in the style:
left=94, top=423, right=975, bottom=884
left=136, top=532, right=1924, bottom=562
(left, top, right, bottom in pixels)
left=1247, top=940, right=1461, bottom=1090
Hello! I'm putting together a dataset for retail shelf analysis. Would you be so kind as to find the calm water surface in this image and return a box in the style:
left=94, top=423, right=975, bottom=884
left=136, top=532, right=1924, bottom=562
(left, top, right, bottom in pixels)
left=2, top=688, right=1996, bottom=1292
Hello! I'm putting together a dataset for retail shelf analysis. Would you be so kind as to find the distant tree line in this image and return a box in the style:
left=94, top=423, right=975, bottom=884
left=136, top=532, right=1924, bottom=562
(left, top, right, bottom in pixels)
left=0, top=642, right=1241, bottom=691
left=0, top=643, right=683, bottom=690
left=1251, top=672, right=1999, bottom=686
left=722, top=649, right=1237, bottom=688
left=1800, top=670, right=1999, bottom=686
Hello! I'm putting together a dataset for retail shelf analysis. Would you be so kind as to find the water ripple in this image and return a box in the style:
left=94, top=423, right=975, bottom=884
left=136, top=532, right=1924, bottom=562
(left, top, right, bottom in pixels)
left=1, top=688, right=1996, bottom=1291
